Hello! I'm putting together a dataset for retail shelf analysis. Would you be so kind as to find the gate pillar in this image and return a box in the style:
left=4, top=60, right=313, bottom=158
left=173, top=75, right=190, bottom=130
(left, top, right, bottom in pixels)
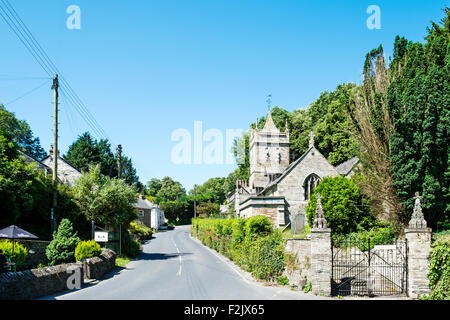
left=310, top=194, right=332, bottom=296
left=405, top=192, right=432, bottom=298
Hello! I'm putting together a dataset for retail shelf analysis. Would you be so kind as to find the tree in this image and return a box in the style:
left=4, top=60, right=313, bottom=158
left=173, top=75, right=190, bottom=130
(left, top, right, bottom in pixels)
left=156, top=176, right=186, bottom=202
left=196, top=201, right=220, bottom=217
left=64, top=132, right=142, bottom=188
left=46, top=218, right=80, bottom=265
left=64, top=132, right=102, bottom=172
left=145, top=178, right=163, bottom=198
left=0, top=104, right=46, bottom=159
left=305, top=176, right=374, bottom=235
left=189, top=177, right=227, bottom=204
left=73, top=165, right=138, bottom=228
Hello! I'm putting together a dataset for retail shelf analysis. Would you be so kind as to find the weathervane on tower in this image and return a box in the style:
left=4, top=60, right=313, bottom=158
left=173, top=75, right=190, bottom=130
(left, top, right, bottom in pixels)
left=266, top=94, right=272, bottom=112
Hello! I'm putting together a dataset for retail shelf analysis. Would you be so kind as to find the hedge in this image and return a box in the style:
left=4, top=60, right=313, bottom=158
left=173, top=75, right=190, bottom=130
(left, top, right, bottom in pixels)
left=192, top=216, right=286, bottom=282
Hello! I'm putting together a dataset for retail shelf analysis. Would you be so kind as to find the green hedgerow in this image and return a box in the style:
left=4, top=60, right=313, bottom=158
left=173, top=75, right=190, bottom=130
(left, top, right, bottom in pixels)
left=75, top=240, right=102, bottom=261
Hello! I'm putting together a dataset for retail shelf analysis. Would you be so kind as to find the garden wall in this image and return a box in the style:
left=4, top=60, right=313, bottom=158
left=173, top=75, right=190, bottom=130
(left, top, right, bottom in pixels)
left=17, top=240, right=50, bottom=269
left=283, top=238, right=312, bottom=289
left=0, top=249, right=116, bottom=300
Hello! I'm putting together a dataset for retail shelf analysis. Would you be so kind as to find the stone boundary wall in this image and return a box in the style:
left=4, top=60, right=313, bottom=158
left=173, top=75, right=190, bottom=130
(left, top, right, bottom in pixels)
left=83, top=249, right=116, bottom=280
left=0, top=249, right=116, bottom=300
left=283, top=238, right=312, bottom=290
left=17, top=240, right=50, bottom=269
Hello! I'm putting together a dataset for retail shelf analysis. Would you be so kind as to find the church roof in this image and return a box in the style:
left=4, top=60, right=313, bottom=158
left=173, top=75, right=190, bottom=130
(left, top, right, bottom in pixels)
left=335, top=157, right=360, bottom=176
left=262, top=111, right=280, bottom=133
left=257, top=146, right=340, bottom=195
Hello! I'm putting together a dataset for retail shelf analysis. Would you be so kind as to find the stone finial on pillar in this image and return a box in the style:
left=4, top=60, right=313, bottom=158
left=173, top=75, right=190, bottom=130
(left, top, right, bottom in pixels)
left=310, top=192, right=332, bottom=296
left=408, top=192, right=427, bottom=229
left=313, top=193, right=328, bottom=229
left=405, top=192, right=432, bottom=298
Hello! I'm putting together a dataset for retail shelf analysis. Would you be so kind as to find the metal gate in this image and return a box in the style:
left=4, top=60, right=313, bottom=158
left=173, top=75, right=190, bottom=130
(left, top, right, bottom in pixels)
left=331, top=235, right=407, bottom=296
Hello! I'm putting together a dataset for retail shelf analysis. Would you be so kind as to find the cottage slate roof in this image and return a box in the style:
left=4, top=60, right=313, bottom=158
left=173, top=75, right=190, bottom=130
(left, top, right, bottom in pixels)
left=134, top=198, right=157, bottom=210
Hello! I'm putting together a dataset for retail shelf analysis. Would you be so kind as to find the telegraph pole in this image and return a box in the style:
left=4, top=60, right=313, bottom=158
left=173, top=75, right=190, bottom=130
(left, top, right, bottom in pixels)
left=194, top=184, right=197, bottom=218
left=51, top=74, right=59, bottom=234
left=116, top=144, right=122, bottom=255
left=117, top=144, right=122, bottom=179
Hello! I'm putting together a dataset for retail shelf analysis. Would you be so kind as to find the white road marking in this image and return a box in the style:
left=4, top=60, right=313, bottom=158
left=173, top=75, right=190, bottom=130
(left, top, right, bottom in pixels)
left=172, top=238, right=183, bottom=276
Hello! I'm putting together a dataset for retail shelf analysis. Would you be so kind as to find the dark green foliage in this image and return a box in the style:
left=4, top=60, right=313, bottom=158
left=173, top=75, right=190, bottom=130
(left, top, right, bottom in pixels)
left=306, top=176, right=374, bottom=235
left=46, top=219, right=80, bottom=265
left=0, top=104, right=46, bottom=160
left=64, top=132, right=141, bottom=187
left=74, top=240, right=102, bottom=261
left=189, top=177, right=228, bottom=204
left=387, top=10, right=450, bottom=229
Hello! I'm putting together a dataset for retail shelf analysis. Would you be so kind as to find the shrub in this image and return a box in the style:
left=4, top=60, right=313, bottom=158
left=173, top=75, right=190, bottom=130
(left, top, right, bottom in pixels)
left=122, top=239, right=141, bottom=258
left=248, top=230, right=286, bottom=281
left=75, top=240, right=102, bottom=261
left=277, top=275, right=290, bottom=286
left=192, top=217, right=286, bottom=282
left=425, top=241, right=450, bottom=300
left=245, top=216, right=273, bottom=237
left=331, top=225, right=397, bottom=250
left=0, top=240, right=27, bottom=266
left=129, top=220, right=153, bottom=241
left=305, top=176, right=374, bottom=235
left=46, top=219, right=80, bottom=265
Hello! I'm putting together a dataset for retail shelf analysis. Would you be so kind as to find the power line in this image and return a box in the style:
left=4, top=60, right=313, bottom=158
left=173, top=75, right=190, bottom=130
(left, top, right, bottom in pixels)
left=0, top=0, right=114, bottom=146
left=4, top=80, right=49, bottom=106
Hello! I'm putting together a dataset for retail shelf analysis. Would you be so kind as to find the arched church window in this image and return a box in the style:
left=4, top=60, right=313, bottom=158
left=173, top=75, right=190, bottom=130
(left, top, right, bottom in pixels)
left=304, top=173, right=321, bottom=201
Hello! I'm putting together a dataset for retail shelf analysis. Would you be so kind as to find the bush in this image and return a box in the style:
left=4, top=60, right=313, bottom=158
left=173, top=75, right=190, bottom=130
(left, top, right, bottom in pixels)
left=192, top=217, right=285, bottom=282
left=248, top=230, right=285, bottom=281
left=0, top=240, right=27, bottom=266
left=129, top=220, right=153, bottom=241
left=305, top=176, right=374, bottom=235
left=425, top=241, right=450, bottom=300
left=277, top=275, right=289, bottom=286
left=122, top=239, right=141, bottom=258
left=245, top=216, right=273, bottom=237
left=46, top=219, right=80, bottom=265
left=331, top=225, right=397, bottom=250
left=74, top=240, right=102, bottom=261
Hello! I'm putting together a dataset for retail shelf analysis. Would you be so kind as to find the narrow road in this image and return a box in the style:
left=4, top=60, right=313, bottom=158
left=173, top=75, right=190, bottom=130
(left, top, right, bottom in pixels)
left=42, top=225, right=327, bottom=300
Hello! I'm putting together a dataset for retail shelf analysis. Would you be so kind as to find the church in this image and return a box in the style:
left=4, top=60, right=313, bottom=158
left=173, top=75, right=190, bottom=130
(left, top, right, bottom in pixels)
left=232, top=111, right=359, bottom=233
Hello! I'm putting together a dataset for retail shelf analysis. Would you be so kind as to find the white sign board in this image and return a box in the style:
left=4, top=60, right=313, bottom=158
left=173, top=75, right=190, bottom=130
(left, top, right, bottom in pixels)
left=94, top=231, right=108, bottom=243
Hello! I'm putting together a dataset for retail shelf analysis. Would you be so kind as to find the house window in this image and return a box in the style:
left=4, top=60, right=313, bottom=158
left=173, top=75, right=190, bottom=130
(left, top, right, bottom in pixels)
left=139, top=210, right=145, bottom=217
left=304, top=174, right=321, bottom=201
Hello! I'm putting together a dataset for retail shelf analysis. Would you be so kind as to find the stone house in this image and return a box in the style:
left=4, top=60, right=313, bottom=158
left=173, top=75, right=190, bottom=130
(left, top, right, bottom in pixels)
left=134, top=196, right=166, bottom=230
left=232, top=111, right=359, bottom=232
left=21, top=146, right=82, bottom=187
left=40, top=146, right=82, bottom=187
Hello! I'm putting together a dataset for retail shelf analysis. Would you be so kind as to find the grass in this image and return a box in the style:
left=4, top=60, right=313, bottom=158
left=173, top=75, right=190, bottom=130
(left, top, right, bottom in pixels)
left=115, top=255, right=131, bottom=268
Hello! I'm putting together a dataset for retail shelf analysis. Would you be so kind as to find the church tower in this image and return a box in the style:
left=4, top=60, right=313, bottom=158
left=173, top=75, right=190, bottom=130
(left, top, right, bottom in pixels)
left=248, top=111, right=290, bottom=193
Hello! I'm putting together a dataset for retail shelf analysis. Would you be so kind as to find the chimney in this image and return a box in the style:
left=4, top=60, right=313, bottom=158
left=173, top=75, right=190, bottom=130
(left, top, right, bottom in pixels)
left=49, top=145, right=60, bottom=158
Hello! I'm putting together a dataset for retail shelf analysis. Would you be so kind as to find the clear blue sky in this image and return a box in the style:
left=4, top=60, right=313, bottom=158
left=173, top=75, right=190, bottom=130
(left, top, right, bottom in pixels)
left=0, top=0, right=447, bottom=191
